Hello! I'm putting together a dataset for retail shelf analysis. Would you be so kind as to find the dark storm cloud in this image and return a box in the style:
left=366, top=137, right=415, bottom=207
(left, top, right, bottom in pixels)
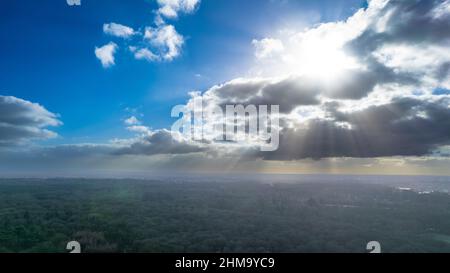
left=0, top=96, right=61, bottom=145
left=257, top=97, right=450, bottom=160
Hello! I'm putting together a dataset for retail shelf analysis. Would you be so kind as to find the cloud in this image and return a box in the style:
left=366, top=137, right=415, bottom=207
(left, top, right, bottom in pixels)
left=124, top=116, right=141, bottom=126
left=253, top=97, right=450, bottom=160
left=252, top=38, right=284, bottom=59
left=0, top=96, right=61, bottom=146
left=144, top=24, right=184, bottom=61
left=343, top=0, right=450, bottom=90
left=96, top=0, right=200, bottom=65
left=3, top=139, right=450, bottom=176
left=432, top=0, right=450, bottom=19
left=251, top=0, right=449, bottom=94
left=121, top=115, right=204, bottom=155
left=126, top=125, right=152, bottom=135
left=129, top=46, right=160, bottom=62
left=177, top=0, right=450, bottom=159
left=88, top=0, right=450, bottom=162
left=115, top=129, right=206, bottom=156
left=348, top=0, right=450, bottom=52
left=103, top=23, right=135, bottom=38
left=204, top=76, right=320, bottom=113
left=156, top=0, right=201, bottom=19
left=95, top=42, right=118, bottom=68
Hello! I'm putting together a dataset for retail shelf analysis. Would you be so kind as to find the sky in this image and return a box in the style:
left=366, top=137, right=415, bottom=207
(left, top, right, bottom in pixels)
left=0, top=0, right=449, bottom=177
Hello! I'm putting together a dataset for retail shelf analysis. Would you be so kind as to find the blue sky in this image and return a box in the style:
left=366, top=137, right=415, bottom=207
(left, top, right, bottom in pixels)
left=0, top=0, right=449, bottom=176
left=0, top=0, right=365, bottom=145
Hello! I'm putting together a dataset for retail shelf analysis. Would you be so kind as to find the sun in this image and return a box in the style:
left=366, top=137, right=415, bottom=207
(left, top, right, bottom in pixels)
left=302, top=41, right=358, bottom=78
left=283, top=35, right=360, bottom=81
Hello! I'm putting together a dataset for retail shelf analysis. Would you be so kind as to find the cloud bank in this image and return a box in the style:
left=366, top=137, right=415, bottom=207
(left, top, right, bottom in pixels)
left=0, top=96, right=61, bottom=146
left=185, top=0, right=450, bottom=160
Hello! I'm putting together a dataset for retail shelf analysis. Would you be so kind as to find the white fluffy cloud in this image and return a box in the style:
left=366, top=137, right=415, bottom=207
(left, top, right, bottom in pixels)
left=156, top=0, right=201, bottom=19
left=95, top=42, right=118, bottom=68
left=96, top=1, right=199, bottom=66
left=129, top=46, right=160, bottom=62
left=103, top=23, right=135, bottom=38
left=144, top=24, right=184, bottom=61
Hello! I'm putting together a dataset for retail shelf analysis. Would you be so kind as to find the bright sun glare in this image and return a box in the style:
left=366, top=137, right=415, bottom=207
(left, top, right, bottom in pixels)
left=283, top=36, right=360, bottom=81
